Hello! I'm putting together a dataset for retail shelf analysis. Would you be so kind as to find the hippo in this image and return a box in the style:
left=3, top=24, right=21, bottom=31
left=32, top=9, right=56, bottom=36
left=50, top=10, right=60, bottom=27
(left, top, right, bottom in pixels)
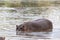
left=16, top=19, right=53, bottom=32
left=0, top=37, right=5, bottom=40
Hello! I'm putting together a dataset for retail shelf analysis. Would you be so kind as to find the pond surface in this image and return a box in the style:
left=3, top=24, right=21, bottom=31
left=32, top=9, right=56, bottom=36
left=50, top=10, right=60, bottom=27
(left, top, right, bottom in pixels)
left=0, top=7, right=60, bottom=40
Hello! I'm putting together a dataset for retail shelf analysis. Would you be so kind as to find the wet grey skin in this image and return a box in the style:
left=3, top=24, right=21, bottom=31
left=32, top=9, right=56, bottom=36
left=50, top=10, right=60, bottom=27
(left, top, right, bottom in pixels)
left=16, top=19, right=53, bottom=32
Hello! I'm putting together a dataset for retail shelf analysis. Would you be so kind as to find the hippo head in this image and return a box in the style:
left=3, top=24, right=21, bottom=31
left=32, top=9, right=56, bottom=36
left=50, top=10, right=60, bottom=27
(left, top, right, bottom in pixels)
left=16, top=24, right=26, bottom=31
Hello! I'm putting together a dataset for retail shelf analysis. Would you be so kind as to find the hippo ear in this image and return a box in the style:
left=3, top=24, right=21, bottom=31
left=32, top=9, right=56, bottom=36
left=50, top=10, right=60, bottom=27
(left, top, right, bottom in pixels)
left=16, top=25, right=19, bottom=27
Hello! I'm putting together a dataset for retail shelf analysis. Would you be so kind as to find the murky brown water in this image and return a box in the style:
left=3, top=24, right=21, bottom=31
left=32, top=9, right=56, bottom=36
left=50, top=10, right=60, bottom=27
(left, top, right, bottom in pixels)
left=0, top=7, right=60, bottom=40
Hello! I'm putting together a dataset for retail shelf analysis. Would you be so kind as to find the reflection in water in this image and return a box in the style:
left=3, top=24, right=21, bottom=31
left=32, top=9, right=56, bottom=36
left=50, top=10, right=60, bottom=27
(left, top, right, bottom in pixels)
left=16, top=31, right=53, bottom=39
left=0, top=7, right=60, bottom=40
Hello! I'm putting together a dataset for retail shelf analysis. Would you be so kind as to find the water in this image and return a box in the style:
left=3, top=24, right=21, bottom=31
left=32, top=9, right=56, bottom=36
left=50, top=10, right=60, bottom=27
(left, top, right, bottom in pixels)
left=0, top=7, right=60, bottom=40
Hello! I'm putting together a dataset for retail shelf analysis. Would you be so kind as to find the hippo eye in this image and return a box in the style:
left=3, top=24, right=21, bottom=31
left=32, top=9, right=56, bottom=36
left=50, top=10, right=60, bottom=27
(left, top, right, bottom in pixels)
left=20, top=27, right=22, bottom=29
left=22, top=26, right=24, bottom=28
left=20, top=26, right=24, bottom=29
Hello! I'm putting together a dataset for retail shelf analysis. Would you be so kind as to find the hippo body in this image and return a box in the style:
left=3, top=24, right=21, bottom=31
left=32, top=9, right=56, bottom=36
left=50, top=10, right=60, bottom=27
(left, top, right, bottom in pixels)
left=16, top=19, right=53, bottom=32
left=0, top=37, right=5, bottom=40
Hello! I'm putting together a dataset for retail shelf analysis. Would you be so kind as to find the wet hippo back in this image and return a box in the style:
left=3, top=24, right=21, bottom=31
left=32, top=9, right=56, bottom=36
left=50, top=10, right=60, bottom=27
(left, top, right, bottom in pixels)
left=16, top=19, right=53, bottom=32
left=30, top=19, right=52, bottom=32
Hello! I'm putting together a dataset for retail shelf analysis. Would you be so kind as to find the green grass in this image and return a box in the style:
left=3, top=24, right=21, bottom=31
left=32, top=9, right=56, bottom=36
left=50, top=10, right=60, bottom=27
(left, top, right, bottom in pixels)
left=0, top=2, right=5, bottom=7
left=4, top=1, right=21, bottom=7
left=0, top=1, right=60, bottom=7
left=21, top=2, right=38, bottom=7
